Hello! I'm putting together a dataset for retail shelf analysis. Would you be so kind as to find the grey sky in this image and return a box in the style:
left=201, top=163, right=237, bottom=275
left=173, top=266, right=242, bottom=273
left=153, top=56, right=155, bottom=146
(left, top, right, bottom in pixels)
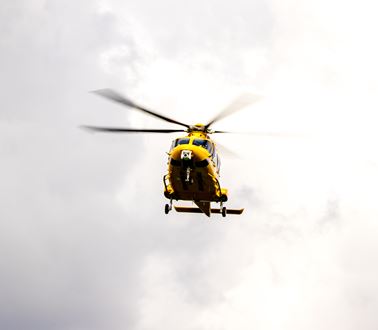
left=1, top=1, right=378, bottom=330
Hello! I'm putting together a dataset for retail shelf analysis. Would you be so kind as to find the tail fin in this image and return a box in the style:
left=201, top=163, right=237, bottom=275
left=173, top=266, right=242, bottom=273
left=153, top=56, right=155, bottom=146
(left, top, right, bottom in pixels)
left=194, top=201, right=211, bottom=217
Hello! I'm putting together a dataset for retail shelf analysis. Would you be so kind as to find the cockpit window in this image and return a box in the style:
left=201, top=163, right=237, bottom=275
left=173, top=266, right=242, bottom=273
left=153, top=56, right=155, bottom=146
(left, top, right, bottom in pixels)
left=172, top=138, right=190, bottom=148
left=193, top=139, right=213, bottom=153
left=177, top=138, right=190, bottom=145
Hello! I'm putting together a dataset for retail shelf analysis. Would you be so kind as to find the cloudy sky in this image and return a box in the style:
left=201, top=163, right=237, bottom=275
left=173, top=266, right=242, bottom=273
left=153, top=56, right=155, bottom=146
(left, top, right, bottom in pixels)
left=1, top=0, right=378, bottom=329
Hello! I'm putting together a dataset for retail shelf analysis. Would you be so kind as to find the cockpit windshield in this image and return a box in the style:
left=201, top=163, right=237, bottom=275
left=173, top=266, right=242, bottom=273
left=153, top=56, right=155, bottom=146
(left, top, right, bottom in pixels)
left=176, top=138, right=190, bottom=145
left=193, top=139, right=213, bottom=153
left=171, top=138, right=190, bottom=150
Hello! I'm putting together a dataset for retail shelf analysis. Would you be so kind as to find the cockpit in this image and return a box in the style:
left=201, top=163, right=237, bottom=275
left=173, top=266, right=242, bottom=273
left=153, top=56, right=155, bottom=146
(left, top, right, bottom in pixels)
left=170, top=138, right=213, bottom=154
left=170, top=138, right=190, bottom=150
left=192, top=139, right=213, bottom=153
left=169, top=137, right=220, bottom=172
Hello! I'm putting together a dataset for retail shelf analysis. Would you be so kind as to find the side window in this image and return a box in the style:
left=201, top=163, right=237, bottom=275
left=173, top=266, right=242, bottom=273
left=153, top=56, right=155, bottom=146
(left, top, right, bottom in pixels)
left=209, top=142, right=214, bottom=156
left=213, top=153, right=221, bottom=171
left=205, top=141, right=213, bottom=154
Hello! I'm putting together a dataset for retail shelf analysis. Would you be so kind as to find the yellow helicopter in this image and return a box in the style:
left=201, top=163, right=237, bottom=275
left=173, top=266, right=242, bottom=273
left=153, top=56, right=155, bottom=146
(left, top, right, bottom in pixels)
left=83, top=89, right=261, bottom=217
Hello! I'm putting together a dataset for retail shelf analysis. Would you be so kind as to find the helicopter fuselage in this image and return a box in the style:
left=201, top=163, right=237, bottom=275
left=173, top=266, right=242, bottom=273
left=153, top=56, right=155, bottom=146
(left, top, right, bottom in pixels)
left=163, top=130, right=228, bottom=216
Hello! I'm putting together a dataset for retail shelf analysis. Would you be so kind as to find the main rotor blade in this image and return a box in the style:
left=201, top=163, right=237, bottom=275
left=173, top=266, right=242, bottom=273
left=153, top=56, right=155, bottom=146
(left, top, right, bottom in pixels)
left=214, top=141, right=240, bottom=158
left=205, top=93, right=262, bottom=129
left=81, top=125, right=185, bottom=133
left=92, top=89, right=190, bottom=129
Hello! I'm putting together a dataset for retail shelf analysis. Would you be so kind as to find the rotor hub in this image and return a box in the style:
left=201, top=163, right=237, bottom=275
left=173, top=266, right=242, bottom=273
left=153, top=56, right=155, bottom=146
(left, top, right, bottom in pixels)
left=187, top=124, right=213, bottom=134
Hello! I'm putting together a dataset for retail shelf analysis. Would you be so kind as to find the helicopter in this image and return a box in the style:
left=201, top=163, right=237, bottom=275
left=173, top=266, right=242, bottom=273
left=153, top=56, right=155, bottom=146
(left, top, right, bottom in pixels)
left=83, top=89, right=261, bottom=217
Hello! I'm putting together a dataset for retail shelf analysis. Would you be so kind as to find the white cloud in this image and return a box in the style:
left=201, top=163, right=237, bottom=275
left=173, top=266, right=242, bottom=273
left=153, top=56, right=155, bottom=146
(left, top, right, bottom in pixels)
left=2, top=0, right=378, bottom=329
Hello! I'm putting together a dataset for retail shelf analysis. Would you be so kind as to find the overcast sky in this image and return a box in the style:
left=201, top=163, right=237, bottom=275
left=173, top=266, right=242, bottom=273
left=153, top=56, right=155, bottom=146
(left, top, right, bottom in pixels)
left=1, top=1, right=378, bottom=329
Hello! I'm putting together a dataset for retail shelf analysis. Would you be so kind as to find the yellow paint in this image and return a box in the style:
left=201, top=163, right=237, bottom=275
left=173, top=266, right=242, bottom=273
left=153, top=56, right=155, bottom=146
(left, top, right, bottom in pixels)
left=163, top=130, right=228, bottom=203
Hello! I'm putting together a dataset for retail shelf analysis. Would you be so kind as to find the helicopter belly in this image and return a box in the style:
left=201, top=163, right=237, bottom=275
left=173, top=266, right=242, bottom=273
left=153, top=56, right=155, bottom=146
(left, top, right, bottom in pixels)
left=171, top=165, right=217, bottom=201
left=164, top=157, right=227, bottom=202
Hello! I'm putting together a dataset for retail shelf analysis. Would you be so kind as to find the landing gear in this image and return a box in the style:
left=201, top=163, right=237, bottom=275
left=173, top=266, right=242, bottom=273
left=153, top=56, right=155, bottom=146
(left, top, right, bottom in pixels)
left=165, top=199, right=173, bottom=214
left=220, top=201, right=227, bottom=218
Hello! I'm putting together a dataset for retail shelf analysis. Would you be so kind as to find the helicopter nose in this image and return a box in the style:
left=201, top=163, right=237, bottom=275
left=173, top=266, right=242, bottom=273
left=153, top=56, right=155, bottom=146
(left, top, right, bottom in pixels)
left=181, top=150, right=192, bottom=160
left=170, top=145, right=208, bottom=163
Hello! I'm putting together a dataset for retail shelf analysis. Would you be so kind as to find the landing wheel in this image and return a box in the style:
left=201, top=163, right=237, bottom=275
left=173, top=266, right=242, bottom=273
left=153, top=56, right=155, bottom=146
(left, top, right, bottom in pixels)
left=221, top=206, right=227, bottom=217
left=165, top=204, right=170, bottom=214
